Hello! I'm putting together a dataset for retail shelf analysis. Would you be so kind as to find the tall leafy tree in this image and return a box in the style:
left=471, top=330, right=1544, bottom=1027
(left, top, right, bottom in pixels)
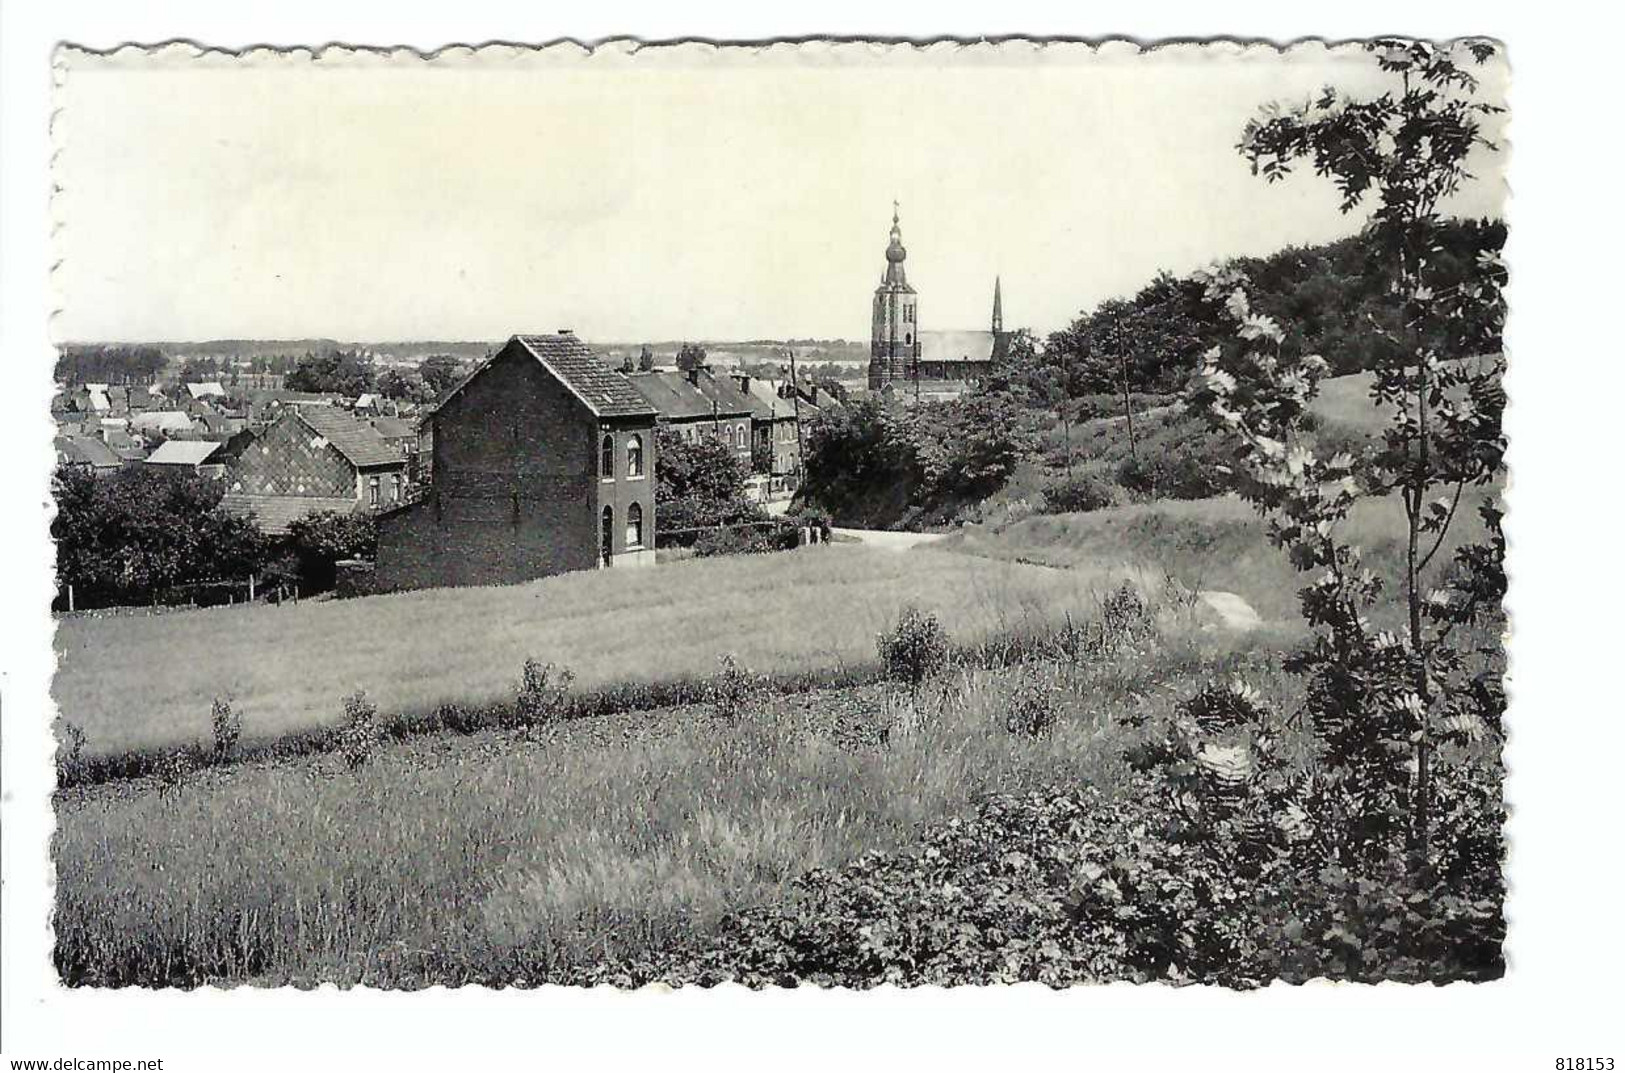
left=1188, top=38, right=1506, bottom=865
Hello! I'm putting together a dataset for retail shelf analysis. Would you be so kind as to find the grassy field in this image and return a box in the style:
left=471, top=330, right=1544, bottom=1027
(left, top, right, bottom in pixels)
left=54, top=614, right=1280, bottom=987
left=935, top=492, right=1496, bottom=625
left=54, top=544, right=1140, bottom=761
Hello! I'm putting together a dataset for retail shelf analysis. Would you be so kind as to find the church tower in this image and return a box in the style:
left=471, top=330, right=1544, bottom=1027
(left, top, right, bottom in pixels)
left=868, top=203, right=919, bottom=391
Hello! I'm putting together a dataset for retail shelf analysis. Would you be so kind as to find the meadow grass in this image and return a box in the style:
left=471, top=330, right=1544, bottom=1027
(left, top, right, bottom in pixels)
left=54, top=621, right=1281, bottom=987
left=53, top=545, right=1141, bottom=762
left=934, top=492, right=1497, bottom=624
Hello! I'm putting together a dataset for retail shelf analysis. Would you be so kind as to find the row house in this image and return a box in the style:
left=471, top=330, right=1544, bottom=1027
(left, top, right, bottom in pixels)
left=623, top=367, right=756, bottom=466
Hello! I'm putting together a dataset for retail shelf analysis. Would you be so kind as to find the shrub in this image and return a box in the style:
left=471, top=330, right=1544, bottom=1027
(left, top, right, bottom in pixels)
left=337, top=690, right=379, bottom=769
left=210, top=696, right=242, bottom=762
left=154, top=750, right=194, bottom=798
left=1004, top=665, right=1059, bottom=736
left=1039, top=473, right=1114, bottom=514
left=515, top=658, right=575, bottom=728
left=1100, top=581, right=1155, bottom=652
left=877, top=605, right=949, bottom=692
left=708, top=653, right=766, bottom=723
left=692, top=525, right=790, bottom=558
left=1115, top=450, right=1228, bottom=501
left=437, top=702, right=485, bottom=736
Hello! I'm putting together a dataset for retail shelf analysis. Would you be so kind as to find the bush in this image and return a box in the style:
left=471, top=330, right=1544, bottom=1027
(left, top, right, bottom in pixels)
left=437, top=702, right=486, bottom=736
left=1039, top=473, right=1114, bottom=514
left=1100, top=581, right=1155, bottom=652
left=286, top=510, right=378, bottom=594
left=1115, top=450, right=1228, bottom=501
left=337, top=690, right=379, bottom=769
left=515, top=659, right=574, bottom=728
left=708, top=653, right=766, bottom=722
left=154, top=750, right=194, bottom=798
left=877, top=605, right=949, bottom=692
left=692, top=524, right=794, bottom=558
left=1004, top=665, right=1059, bottom=736
left=210, top=696, right=242, bottom=762
left=1068, top=392, right=1176, bottom=424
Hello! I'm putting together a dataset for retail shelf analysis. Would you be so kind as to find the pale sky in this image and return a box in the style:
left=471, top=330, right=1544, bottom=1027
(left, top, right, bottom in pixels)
left=53, top=41, right=1507, bottom=343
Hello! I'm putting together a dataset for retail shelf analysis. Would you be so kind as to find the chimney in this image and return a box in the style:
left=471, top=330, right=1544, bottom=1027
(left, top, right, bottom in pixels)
left=686, top=365, right=702, bottom=387
left=735, top=374, right=751, bottom=395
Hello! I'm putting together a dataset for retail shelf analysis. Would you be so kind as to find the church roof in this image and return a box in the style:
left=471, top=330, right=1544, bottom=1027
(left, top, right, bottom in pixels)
left=918, top=330, right=999, bottom=364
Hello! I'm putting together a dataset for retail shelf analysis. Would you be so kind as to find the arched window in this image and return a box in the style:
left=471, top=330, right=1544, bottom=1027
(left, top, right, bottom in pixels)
left=390, top=474, right=402, bottom=502
left=601, top=434, right=614, bottom=478
left=368, top=475, right=380, bottom=506
left=626, top=434, right=644, bottom=478
left=601, top=506, right=614, bottom=566
left=625, top=502, right=644, bottom=549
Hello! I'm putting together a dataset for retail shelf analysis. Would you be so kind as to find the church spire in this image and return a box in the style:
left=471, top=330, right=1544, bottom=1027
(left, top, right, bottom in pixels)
left=991, top=275, right=1004, bottom=335
left=882, top=200, right=908, bottom=286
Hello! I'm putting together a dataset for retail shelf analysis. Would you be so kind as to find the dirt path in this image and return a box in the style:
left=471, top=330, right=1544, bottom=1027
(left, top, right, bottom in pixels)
left=832, top=527, right=949, bottom=551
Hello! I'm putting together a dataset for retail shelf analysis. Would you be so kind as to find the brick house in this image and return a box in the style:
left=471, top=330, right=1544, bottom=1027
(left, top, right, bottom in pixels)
left=624, top=367, right=755, bottom=466
left=732, top=374, right=826, bottom=481
left=220, top=405, right=409, bottom=535
left=371, top=331, right=658, bottom=591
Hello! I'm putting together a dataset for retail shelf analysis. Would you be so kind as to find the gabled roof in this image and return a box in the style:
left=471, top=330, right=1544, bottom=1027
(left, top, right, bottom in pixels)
left=220, top=494, right=360, bottom=536
left=512, top=334, right=657, bottom=419
left=918, top=330, right=999, bottom=364
left=432, top=333, right=657, bottom=422
left=625, top=369, right=755, bottom=422
left=186, top=381, right=227, bottom=399
left=146, top=439, right=223, bottom=466
left=291, top=405, right=405, bottom=468
left=55, top=434, right=122, bottom=470
left=129, top=411, right=194, bottom=434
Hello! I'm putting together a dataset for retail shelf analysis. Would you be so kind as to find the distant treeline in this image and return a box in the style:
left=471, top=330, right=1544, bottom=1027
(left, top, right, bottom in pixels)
left=1007, top=217, right=1505, bottom=397
left=54, top=345, right=167, bottom=386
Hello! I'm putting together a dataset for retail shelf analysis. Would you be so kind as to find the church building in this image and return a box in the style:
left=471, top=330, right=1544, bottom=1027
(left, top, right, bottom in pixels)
left=866, top=205, right=1010, bottom=394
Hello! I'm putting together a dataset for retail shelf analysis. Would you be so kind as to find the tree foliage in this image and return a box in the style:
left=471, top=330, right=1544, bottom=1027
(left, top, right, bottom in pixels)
left=675, top=343, right=708, bottom=373
left=418, top=354, right=464, bottom=400
left=653, top=426, right=759, bottom=533
left=1186, top=38, right=1506, bottom=869
left=52, top=466, right=270, bottom=608
left=55, top=345, right=167, bottom=387
left=800, top=394, right=1032, bottom=527
left=285, top=349, right=376, bottom=396
left=284, top=510, right=379, bottom=592
left=1006, top=217, right=1504, bottom=403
